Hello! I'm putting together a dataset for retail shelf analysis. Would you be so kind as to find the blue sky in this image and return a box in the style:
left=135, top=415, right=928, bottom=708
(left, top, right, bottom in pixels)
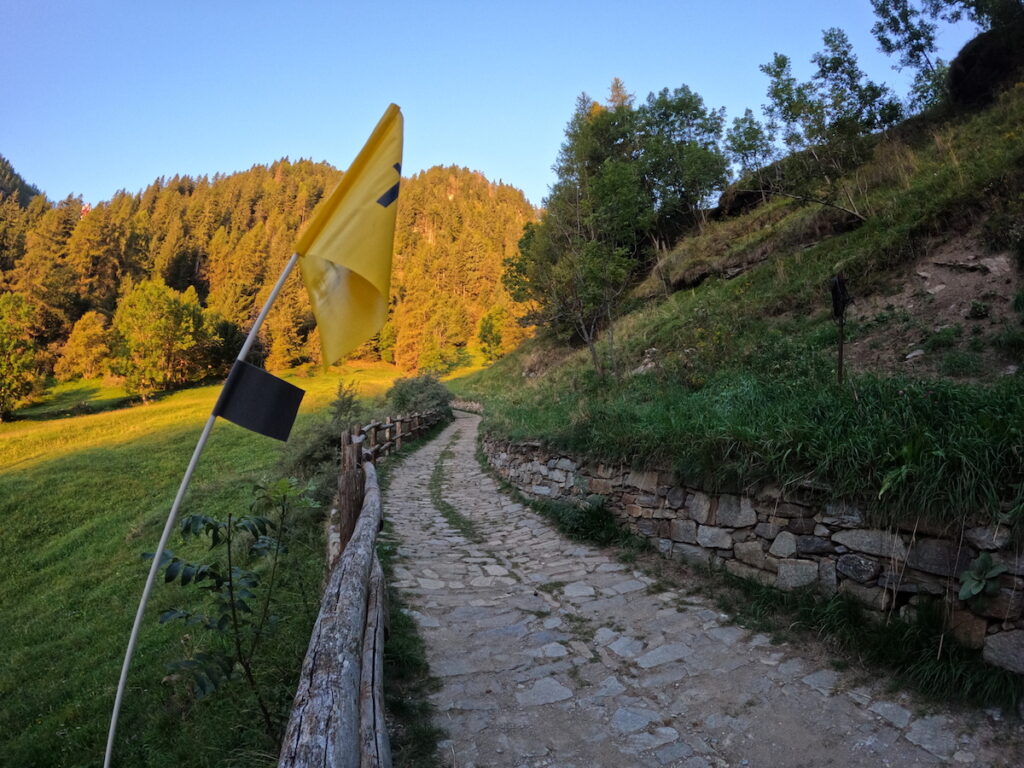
left=2, top=1, right=977, bottom=207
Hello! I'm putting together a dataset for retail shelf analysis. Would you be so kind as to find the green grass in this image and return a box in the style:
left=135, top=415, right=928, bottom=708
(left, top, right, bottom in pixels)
left=458, top=364, right=1024, bottom=533
left=0, top=362, right=402, bottom=768
left=714, top=575, right=1024, bottom=713
left=428, top=431, right=480, bottom=541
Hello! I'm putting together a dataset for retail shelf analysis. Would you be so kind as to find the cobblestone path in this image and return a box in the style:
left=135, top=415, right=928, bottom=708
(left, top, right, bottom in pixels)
left=384, top=412, right=1017, bottom=767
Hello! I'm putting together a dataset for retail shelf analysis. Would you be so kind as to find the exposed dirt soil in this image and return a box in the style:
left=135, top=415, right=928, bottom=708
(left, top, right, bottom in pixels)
left=844, top=235, right=1022, bottom=381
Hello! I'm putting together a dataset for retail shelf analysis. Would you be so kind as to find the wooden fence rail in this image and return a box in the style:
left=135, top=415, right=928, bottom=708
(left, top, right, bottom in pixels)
left=278, top=410, right=444, bottom=768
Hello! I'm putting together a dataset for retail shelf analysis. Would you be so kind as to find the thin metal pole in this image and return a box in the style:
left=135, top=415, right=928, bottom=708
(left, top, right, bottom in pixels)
left=104, top=252, right=300, bottom=768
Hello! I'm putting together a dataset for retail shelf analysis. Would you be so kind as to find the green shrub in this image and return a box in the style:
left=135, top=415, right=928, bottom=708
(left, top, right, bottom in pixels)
left=383, top=375, right=452, bottom=419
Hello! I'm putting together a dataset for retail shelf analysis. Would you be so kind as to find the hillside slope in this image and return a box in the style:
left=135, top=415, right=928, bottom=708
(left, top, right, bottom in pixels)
left=452, top=83, right=1024, bottom=531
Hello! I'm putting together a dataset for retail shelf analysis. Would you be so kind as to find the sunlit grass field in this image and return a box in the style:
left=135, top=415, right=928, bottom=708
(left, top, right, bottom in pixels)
left=0, top=362, right=401, bottom=768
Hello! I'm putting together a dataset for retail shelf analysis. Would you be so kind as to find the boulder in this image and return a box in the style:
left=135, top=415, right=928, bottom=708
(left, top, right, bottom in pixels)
left=948, top=20, right=1024, bottom=108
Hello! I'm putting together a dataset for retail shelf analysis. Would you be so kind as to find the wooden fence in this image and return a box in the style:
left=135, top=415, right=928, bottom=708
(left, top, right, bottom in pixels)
left=278, top=411, right=445, bottom=768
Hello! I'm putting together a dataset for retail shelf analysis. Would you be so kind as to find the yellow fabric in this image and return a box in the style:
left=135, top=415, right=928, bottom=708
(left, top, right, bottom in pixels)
left=297, top=104, right=403, bottom=365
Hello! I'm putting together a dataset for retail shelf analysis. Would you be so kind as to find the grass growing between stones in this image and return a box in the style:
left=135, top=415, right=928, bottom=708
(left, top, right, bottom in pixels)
left=712, top=574, right=1024, bottom=714
left=429, top=431, right=481, bottom=542
left=376, top=524, right=446, bottom=768
left=373, top=419, right=453, bottom=768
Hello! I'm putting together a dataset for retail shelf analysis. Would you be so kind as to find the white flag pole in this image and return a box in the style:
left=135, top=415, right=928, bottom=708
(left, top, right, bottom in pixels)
left=104, top=252, right=301, bottom=768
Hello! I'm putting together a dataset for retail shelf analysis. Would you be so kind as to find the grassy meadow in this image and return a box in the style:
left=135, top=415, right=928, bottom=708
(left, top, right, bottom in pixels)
left=0, top=363, right=401, bottom=768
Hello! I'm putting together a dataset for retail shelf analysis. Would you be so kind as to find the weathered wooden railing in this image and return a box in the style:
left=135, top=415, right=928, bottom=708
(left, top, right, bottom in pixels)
left=278, top=411, right=444, bottom=768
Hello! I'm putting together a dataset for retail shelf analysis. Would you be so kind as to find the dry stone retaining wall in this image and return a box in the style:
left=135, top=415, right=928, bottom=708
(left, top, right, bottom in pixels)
left=481, top=437, right=1024, bottom=676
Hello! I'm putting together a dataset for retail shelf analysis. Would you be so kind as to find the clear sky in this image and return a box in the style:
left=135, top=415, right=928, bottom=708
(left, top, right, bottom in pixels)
left=2, top=0, right=978, bottom=207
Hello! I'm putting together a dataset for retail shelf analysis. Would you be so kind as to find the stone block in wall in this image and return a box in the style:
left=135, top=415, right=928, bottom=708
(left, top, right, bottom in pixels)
left=588, top=477, right=614, bottom=494
left=796, top=536, right=833, bottom=555
left=965, top=525, right=1011, bottom=551
left=636, top=519, right=657, bottom=537
left=994, top=551, right=1024, bottom=577
left=973, top=589, right=1024, bottom=621
left=656, top=538, right=673, bottom=555
left=982, top=630, right=1024, bottom=674
left=822, top=502, right=864, bottom=528
left=726, top=559, right=775, bottom=587
left=672, top=542, right=711, bottom=567
left=670, top=519, right=698, bottom=544
left=627, top=469, right=659, bottom=491
left=656, top=520, right=672, bottom=539
left=531, top=485, right=552, bottom=497
left=667, top=486, right=688, bottom=508
left=819, top=559, right=837, bottom=596
left=687, top=492, right=713, bottom=524
left=549, top=468, right=567, bottom=483
left=949, top=609, right=987, bottom=649
left=635, top=494, right=659, bottom=507
left=839, top=580, right=891, bottom=611
left=697, top=525, right=733, bottom=550
left=717, top=495, right=756, bottom=527
left=653, top=508, right=674, bottom=520
left=877, top=568, right=946, bottom=596
left=731, top=529, right=756, bottom=544
left=814, top=524, right=831, bottom=537
left=836, top=553, right=881, bottom=583
left=831, top=529, right=909, bottom=560
left=776, top=560, right=818, bottom=590
left=624, top=504, right=643, bottom=518
left=755, top=521, right=784, bottom=540
left=758, top=501, right=815, bottom=519
left=591, top=462, right=616, bottom=480
left=905, top=539, right=973, bottom=578
left=769, top=531, right=798, bottom=558
left=734, top=540, right=768, bottom=570
left=787, top=517, right=817, bottom=535
left=555, top=457, right=577, bottom=472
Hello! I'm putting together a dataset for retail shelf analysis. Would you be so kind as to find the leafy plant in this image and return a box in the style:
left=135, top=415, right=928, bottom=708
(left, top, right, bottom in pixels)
left=147, top=477, right=314, bottom=738
left=958, top=551, right=1008, bottom=602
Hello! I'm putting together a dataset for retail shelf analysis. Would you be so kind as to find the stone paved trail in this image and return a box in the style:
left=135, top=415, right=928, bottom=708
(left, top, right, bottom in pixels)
left=384, top=413, right=1019, bottom=768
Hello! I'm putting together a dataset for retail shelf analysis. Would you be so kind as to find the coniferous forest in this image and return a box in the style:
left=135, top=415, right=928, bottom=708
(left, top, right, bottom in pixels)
left=0, top=157, right=535, bottom=416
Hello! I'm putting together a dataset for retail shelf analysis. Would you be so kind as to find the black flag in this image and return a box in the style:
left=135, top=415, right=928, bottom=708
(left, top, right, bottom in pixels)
left=213, top=360, right=305, bottom=442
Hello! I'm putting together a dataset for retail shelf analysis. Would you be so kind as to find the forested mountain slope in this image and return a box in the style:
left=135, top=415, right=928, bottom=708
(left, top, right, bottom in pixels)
left=0, top=159, right=534, bottom=413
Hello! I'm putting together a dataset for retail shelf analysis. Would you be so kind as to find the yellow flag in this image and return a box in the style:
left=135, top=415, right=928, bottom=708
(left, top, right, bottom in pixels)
left=297, top=104, right=403, bottom=366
